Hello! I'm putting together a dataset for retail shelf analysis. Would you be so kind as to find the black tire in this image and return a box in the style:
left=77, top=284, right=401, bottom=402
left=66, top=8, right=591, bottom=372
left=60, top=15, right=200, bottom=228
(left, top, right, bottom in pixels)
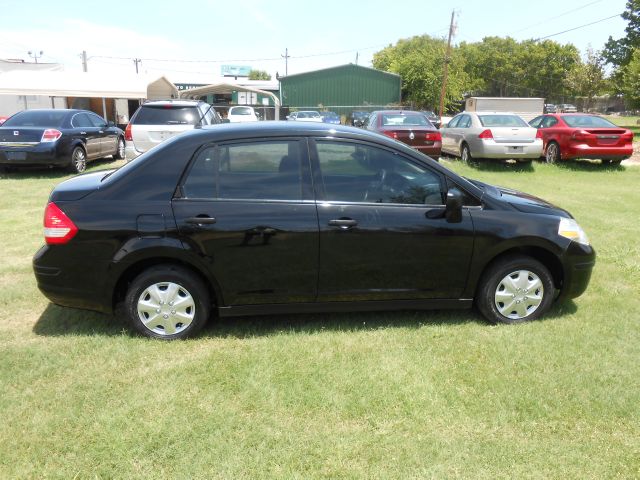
left=476, top=255, right=555, bottom=324
left=114, top=137, right=125, bottom=160
left=604, top=159, right=622, bottom=166
left=545, top=142, right=560, bottom=164
left=461, top=143, right=473, bottom=164
left=68, top=146, right=87, bottom=174
left=124, top=265, right=211, bottom=340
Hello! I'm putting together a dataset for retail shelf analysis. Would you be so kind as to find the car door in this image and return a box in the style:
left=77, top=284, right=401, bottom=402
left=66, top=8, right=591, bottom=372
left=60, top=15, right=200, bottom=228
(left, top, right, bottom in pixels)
left=310, top=138, right=475, bottom=301
left=88, top=112, right=116, bottom=157
left=71, top=112, right=101, bottom=159
left=537, top=115, right=559, bottom=150
left=172, top=138, right=319, bottom=306
left=440, top=114, right=461, bottom=154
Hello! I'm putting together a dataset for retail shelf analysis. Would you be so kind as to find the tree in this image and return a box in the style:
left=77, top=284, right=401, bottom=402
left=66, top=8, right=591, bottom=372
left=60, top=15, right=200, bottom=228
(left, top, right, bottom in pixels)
left=602, top=0, right=640, bottom=67
left=372, top=35, right=470, bottom=112
left=565, top=48, right=607, bottom=111
left=248, top=70, right=271, bottom=80
left=620, top=48, right=640, bottom=107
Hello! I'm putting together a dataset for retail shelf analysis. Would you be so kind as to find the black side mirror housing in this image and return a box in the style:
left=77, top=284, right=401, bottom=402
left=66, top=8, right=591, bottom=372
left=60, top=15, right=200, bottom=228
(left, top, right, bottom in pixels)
left=445, top=188, right=463, bottom=223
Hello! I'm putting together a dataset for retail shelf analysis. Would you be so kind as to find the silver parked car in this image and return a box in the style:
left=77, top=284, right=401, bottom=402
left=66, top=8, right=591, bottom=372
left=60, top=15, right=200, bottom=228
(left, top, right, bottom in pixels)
left=125, top=100, right=223, bottom=160
left=440, top=112, right=543, bottom=162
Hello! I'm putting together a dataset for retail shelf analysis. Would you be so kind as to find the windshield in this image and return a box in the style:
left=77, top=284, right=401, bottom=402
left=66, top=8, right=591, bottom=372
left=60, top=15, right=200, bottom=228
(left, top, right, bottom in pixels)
left=133, top=106, right=200, bottom=125
left=3, top=110, right=67, bottom=127
left=230, top=107, right=253, bottom=115
left=562, top=115, right=617, bottom=128
left=478, top=115, right=528, bottom=127
left=382, top=114, right=430, bottom=126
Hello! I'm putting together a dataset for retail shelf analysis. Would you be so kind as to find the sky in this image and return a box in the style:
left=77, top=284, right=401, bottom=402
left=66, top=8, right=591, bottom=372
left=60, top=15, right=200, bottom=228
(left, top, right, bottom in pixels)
left=0, top=0, right=630, bottom=83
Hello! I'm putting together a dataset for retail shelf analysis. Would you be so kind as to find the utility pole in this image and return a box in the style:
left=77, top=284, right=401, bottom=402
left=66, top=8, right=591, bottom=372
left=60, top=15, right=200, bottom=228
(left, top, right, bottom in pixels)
left=133, top=58, right=142, bottom=74
left=28, top=50, right=43, bottom=63
left=281, top=48, right=289, bottom=76
left=355, top=52, right=359, bottom=65
left=81, top=50, right=88, bottom=72
left=438, top=10, right=456, bottom=119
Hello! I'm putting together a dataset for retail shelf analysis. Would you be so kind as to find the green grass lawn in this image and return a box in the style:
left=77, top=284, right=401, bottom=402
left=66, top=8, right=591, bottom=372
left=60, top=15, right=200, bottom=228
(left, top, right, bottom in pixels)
left=1, top=158, right=639, bottom=479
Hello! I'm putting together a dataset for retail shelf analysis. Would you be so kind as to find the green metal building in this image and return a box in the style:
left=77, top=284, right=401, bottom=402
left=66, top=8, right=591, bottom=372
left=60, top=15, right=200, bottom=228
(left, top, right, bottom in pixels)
left=279, top=64, right=401, bottom=115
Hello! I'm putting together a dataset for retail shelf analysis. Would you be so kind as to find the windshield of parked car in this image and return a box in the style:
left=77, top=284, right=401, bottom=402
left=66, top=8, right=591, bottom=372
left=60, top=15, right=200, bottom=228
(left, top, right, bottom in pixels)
left=230, top=107, right=254, bottom=115
left=382, top=114, right=430, bottom=126
left=134, top=106, right=200, bottom=125
left=3, top=110, right=67, bottom=127
left=561, top=115, right=617, bottom=128
left=478, top=115, right=529, bottom=127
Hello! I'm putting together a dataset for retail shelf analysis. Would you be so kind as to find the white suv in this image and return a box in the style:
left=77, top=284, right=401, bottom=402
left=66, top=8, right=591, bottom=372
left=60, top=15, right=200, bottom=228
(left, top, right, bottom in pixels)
left=125, top=100, right=222, bottom=160
left=227, top=106, right=259, bottom=122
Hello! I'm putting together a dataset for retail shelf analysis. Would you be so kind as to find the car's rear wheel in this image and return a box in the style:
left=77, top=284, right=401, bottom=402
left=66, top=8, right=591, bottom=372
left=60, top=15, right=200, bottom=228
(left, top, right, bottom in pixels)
left=125, top=265, right=210, bottom=340
left=68, top=146, right=87, bottom=173
left=476, top=255, right=555, bottom=324
left=461, top=143, right=473, bottom=164
left=114, top=137, right=125, bottom=160
left=545, top=142, right=560, bottom=164
left=603, top=159, right=622, bottom=166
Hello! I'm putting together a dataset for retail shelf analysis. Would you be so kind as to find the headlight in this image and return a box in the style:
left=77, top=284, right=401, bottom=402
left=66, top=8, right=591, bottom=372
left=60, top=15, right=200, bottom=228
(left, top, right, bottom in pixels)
left=558, top=218, right=590, bottom=246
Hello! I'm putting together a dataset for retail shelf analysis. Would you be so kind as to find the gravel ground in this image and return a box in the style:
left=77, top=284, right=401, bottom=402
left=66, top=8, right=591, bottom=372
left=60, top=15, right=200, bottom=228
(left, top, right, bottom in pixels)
left=623, top=141, right=640, bottom=165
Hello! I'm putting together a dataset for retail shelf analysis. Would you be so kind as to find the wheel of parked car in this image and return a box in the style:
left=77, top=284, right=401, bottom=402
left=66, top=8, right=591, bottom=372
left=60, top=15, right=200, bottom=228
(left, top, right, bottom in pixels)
left=461, top=143, right=473, bottom=164
left=124, top=264, right=210, bottom=340
left=545, top=142, right=560, bottom=164
left=604, top=159, right=622, bottom=166
left=476, top=255, right=555, bottom=324
left=115, top=137, right=125, bottom=160
left=68, top=146, right=87, bottom=174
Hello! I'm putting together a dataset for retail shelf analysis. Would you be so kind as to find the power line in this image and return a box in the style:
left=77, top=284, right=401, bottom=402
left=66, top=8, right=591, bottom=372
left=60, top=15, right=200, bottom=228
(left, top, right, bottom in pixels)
left=511, top=0, right=604, bottom=34
left=533, top=13, right=623, bottom=41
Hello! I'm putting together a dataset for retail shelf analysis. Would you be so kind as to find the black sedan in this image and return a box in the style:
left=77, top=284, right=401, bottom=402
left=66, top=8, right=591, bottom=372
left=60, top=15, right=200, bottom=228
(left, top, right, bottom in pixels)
left=34, top=122, right=595, bottom=339
left=0, top=109, right=125, bottom=173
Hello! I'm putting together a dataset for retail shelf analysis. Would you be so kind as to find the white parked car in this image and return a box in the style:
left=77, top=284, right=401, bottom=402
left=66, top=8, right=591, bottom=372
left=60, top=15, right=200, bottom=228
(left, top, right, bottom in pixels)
left=227, top=106, right=258, bottom=123
left=125, top=100, right=222, bottom=161
left=287, top=111, right=323, bottom=122
left=440, top=111, right=543, bottom=162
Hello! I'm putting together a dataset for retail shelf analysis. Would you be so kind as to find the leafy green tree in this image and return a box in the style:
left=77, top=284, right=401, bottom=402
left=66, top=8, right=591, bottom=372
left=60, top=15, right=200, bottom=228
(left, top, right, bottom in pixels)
left=566, top=47, right=607, bottom=110
left=248, top=70, right=271, bottom=80
left=620, top=48, right=640, bottom=107
left=372, top=35, right=470, bottom=112
left=603, top=0, right=640, bottom=67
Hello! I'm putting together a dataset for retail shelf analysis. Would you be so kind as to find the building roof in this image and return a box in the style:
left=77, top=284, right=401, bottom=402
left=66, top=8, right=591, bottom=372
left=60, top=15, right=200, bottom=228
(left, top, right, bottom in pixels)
left=279, top=63, right=401, bottom=81
left=0, top=70, right=177, bottom=99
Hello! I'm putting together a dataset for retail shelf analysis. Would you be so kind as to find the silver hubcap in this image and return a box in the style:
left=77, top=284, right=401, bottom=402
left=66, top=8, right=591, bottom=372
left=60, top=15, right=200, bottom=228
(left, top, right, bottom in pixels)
left=462, top=147, right=469, bottom=162
left=73, top=149, right=86, bottom=172
left=494, top=270, right=544, bottom=320
left=137, top=282, right=195, bottom=335
left=546, top=144, right=557, bottom=163
left=118, top=139, right=125, bottom=158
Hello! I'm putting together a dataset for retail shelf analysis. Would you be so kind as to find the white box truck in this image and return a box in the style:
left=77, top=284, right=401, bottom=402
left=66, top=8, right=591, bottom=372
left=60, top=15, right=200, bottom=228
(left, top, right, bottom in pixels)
left=465, top=97, right=544, bottom=121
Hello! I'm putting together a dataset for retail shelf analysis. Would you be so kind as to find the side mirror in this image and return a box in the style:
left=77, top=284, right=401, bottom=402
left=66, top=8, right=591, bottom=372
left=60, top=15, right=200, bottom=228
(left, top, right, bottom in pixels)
left=445, top=188, right=463, bottom=223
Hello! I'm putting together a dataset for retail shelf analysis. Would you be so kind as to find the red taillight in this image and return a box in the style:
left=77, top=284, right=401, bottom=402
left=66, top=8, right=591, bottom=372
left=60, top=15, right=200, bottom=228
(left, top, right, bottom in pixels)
left=570, top=129, right=589, bottom=141
left=622, top=131, right=634, bottom=142
left=478, top=129, right=493, bottom=139
left=426, top=132, right=442, bottom=141
left=44, top=202, right=78, bottom=245
left=383, top=131, right=398, bottom=139
left=41, top=129, right=62, bottom=143
left=536, top=129, right=543, bottom=139
left=124, top=123, right=132, bottom=141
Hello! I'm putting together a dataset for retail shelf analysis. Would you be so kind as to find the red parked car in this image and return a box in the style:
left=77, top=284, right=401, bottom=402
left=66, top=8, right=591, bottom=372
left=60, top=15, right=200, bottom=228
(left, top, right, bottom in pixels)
left=365, top=110, right=441, bottom=159
left=529, top=114, right=633, bottom=165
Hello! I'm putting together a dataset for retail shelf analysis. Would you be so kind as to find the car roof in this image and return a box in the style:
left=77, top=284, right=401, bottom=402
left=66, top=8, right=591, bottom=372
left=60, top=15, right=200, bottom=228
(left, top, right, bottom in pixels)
left=373, top=110, right=425, bottom=115
left=142, top=100, right=205, bottom=107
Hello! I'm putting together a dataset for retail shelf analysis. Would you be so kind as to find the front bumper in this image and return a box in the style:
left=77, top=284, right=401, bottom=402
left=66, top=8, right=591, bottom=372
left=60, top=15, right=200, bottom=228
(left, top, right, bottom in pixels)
left=558, top=241, right=596, bottom=302
left=124, top=144, right=142, bottom=162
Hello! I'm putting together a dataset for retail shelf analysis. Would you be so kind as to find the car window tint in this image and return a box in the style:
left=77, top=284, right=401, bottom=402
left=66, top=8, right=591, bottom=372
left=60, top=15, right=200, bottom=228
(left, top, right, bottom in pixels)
left=134, top=106, right=200, bottom=125
left=562, top=115, right=616, bottom=128
left=529, top=116, right=543, bottom=128
left=4, top=110, right=67, bottom=127
left=316, top=141, right=444, bottom=205
left=478, top=115, right=528, bottom=127
left=72, top=113, right=94, bottom=128
left=88, top=113, right=107, bottom=128
left=230, top=107, right=253, bottom=115
left=381, top=114, right=429, bottom=126
left=446, top=115, right=461, bottom=128
left=183, top=141, right=303, bottom=201
left=541, top=116, right=558, bottom=128
left=458, top=115, right=472, bottom=128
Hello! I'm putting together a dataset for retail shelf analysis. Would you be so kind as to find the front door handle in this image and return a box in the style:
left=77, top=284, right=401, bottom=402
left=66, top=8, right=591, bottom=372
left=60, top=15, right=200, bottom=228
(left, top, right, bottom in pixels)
left=186, top=216, right=216, bottom=225
left=328, top=218, right=358, bottom=229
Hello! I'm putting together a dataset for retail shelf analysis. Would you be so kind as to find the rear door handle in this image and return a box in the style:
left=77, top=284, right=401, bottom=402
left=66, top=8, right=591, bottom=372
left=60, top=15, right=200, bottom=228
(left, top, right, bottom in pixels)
left=328, top=218, right=358, bottom=228
left=186, top=216, right=216, bottom=225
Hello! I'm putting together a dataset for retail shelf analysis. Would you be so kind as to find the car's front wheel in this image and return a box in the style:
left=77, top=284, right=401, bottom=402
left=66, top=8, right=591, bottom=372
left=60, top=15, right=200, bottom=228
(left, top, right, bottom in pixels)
left=545, top=142, right=560, bottom=164
left=125, top=265, right=211, bottom=340
left=476, top=255, right=555, bottom=324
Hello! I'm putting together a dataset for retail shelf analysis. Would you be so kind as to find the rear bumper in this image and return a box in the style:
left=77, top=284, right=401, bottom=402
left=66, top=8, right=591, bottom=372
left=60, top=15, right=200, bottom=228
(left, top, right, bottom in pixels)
left=412, top=145, right=442, bottom=158
left=125, top=144, right=143, bottom=161
left=562, top=144, right=633, bottom=160
left=471, top=139, right=543, bottom=159
left=0, top=144, right=66, bottom=167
